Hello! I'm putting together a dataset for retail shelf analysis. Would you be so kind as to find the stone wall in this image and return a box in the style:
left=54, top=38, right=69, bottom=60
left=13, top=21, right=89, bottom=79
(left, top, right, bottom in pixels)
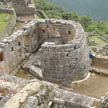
left=12, top=0, right=36, bottom=16
left=92, top=57, right=108, bottom=70
left=20, top=80, right=102, bottom=108
left=0, top=8, right=13, bottom=14
left=0, top=76, right=100, bottom=108
left=40, top=20, right=90, bottom=85
left=0, top=0, right=11, bottom=2
left=0, top=19, right=90, bottom=85
left=0, top=20, right=38, bottom=73
left=52, top=88, right=100, bottom=108
left=23, top=86, right=99, bottom=108
left=0, top=19, right=48, bottom=73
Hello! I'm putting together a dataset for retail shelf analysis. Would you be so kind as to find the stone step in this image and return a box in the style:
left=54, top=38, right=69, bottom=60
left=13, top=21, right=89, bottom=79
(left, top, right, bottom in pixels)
left=24, top=64, right=43, bottom=79
left=90, top=67, right=108, bottom=75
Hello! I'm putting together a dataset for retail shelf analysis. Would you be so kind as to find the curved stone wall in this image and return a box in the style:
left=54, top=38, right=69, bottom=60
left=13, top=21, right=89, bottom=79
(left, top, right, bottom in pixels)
left=40, top=20, right=90, bottom=85
left=0, top=19, right=90, bottom=85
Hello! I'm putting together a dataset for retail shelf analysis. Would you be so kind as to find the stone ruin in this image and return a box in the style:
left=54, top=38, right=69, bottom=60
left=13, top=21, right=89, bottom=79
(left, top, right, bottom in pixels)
left=0, top=0, right=36, bottom=15
left=0, top=73, right=101, bottom=108
left=12, top=0, right=36, bottom=16
left=1, top=0, right=108, bottom=108
left=0, top=19, right=90, bottom=85
left=40, top=20, right=90, bottom=85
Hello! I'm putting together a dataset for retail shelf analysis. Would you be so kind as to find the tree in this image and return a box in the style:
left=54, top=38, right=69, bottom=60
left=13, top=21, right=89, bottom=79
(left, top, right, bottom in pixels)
left=62, top=12, right=79, bottom=21
left=80, top=16, right=92, bottom=30
left=97, top=21, right=107, bottom=32
left=34, top=0, right=64, bottom=18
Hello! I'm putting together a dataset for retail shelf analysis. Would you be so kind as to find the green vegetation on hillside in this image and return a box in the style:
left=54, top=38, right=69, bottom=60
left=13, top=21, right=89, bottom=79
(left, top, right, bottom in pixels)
left=34, top=0, right=108, bottom=32
left=49, top=0, right=108, bottom=21
left=89, top=36, right=107, bottom=47
left=34, top=0, right=64, bottom=19
left=34, top=0, right=108, bottom=45
left=0, top=13, right=10, bottom=33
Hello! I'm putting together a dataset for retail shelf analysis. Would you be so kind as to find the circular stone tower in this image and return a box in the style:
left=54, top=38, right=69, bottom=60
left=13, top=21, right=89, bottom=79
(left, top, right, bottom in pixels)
left=40, top=20, right=90, bottom=85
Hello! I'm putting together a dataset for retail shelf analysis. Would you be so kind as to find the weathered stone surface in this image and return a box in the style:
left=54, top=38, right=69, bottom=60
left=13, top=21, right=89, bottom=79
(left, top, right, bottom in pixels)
left=52, top=88, right=100, bottom=108
left=0, top=19, right=90, bottom=85
left=3, top=81, right=41, bottom=108
left=24, top=96, right=38, bottom=108
left=0, top=1, right=104, bottom=108
left=40, top=20, right=90, bottom=85
left=100, top=96, right=108, bottom=108
left=12, top=0, right=36, bottom=16
left=22, top=82, right=100, bottom=108
left=0, top=74, right=100, bottom=108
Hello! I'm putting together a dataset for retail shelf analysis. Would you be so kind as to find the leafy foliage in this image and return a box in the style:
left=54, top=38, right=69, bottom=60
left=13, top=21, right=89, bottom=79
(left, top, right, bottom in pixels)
left=34, top=0, right=64, bottom=18
left=34, top=0, right=108, bottom=35
left=79, top=16, right=92, bottom=31
left=62, top=12, right=79, bottom=21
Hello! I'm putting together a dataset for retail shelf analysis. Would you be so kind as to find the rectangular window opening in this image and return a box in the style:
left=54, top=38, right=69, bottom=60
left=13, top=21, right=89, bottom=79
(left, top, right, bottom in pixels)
left=11, top=47, right=14, bottom=51
left=18, top=42, right=21, bottom=46
left=0, top=52, right=4, bottom=61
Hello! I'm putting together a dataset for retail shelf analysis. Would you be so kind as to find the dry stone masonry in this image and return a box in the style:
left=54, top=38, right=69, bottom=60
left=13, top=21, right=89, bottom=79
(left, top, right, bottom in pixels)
left=12, top=0, right=36, bottom=16
left=40, top=20, right=90, bottom=85
left=0, top=74, right=100, bottom=108
left=0, top=19, right=90, bottom=85
left=0, top=0, right=108, bottom=108
left=0, top=0, right=90, bottom=85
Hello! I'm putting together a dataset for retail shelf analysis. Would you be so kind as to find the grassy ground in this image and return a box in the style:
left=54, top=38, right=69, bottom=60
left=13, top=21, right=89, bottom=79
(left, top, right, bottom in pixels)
left=70, top=73, right=108, bottom=98
left=15, top=69, right=34, bottom=80
left=89, top=35, right=108, bottom=47
left=0, top=13, right=11, bottom=33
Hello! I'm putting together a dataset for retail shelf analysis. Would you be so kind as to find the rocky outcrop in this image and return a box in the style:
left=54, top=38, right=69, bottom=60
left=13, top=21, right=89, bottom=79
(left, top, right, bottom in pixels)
left=3, top=80, right=41, bottom=108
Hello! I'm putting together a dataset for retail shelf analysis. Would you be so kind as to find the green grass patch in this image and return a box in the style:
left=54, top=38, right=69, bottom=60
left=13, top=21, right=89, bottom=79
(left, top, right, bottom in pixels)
left=89, top=36, right=107, bottom=47
left=0, top=13, right=11, bottom=33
